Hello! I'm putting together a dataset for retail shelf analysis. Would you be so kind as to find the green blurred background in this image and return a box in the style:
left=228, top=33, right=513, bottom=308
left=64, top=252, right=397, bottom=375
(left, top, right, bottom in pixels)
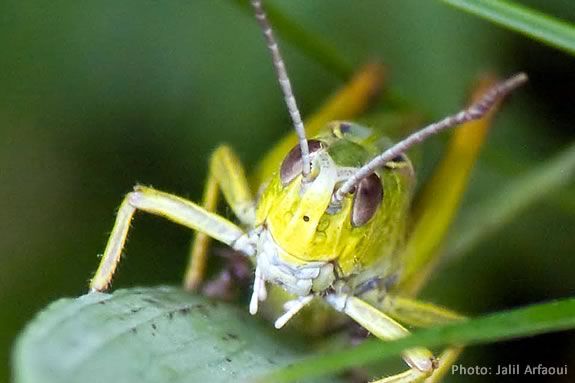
left=1, top=1, right=574, bottom=382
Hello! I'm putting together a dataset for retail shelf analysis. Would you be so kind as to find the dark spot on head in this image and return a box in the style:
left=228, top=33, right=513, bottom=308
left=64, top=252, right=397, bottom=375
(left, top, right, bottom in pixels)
left=179, top=307, right=191, bottom=315
left=168, top=312, right=174, bottom=320
left=303, top=215, right=310, bottom=222
left=130, top=327, right=137, bottom=334
left=151, top=323, right=157, bottom=330
left=131, top=307, right=142, bottom=313
left=227, top=333, right=239, bottom=340
left=392, top=154, right=406, bottom=162
left=225, top=357, right=232, bottom=363
left=98, top=301, right=106, bottom=305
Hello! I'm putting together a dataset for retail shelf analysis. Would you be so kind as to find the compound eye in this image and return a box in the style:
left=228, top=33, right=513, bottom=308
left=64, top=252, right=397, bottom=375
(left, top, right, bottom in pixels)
left=280, top=140, right=323, bottom=186
left=351, top=173, right=383, bottom=227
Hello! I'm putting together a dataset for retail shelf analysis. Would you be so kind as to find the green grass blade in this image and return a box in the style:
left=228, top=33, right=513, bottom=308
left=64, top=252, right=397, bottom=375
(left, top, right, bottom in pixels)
left=232, top=0, right=353, bottom=79
left=446, top=141, right=575, bottom=259
left=439, top=0, right=575, bottom=55
left=261, top=297, right=575, bottom=382
left=481, top=146, right=575, bottom=217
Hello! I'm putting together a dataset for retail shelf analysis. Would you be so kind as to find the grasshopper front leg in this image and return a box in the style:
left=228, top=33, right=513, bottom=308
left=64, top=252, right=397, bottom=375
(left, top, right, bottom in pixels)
left=326, top=294, right=437, bottom=383
left=377, top=296, right=465, bottom=383
left=184, top=145, right=255, bottom=291
left=327, top=293, right=467, bottom=383
left=89, top=184, right=254, bottom=292
left=354, top=292, right=466, bottom=383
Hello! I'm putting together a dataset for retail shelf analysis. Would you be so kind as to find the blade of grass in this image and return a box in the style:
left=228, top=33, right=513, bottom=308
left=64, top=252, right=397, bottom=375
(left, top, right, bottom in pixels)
left=446, top=141, right=575, bottom=259
left=439, top=0, right=575, bottom=56
left=481, top=146, right=575, bottom=217
left=231, top=0, right=353, bottom=79
left=260, top=297, right=575, bottom=382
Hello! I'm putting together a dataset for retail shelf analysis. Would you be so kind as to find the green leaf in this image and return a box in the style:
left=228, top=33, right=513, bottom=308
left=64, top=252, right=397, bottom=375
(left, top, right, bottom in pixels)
left=446, top=141, right=575, bottom=259
left=439, top=0, right=575, bottom=56
left=13, top=287, right=339, bottom=383
left=262, top=297, right=575, bottom=382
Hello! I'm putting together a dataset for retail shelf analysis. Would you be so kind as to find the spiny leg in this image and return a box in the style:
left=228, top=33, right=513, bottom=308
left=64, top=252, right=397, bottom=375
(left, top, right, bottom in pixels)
left=89, top=185, right=253, bottom=292
left=326, top=294, right=437, bottom=382
left=184, top=145, right=255, bottom=291
left=424, top=347, right=463, bottom=383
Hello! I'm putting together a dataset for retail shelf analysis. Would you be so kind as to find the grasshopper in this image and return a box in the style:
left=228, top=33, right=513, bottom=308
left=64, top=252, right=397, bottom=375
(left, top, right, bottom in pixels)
left=89, top=1, right=527, bottom=381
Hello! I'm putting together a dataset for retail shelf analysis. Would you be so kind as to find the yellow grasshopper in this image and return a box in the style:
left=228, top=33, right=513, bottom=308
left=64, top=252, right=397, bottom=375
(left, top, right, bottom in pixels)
left=89, top=1, right=527, bottom=381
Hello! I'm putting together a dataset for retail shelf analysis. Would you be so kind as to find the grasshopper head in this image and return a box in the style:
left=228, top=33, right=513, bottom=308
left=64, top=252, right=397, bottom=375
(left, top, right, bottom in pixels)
left=255, top=122, right=415, bottom=282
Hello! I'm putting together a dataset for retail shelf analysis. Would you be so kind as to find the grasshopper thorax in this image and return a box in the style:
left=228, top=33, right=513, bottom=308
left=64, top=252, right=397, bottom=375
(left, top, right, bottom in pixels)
left=251, top=121, right=415, bottom=298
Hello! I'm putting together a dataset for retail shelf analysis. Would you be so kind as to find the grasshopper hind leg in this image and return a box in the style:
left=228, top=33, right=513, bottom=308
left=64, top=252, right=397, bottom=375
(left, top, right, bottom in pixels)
left=184, top=145, right=255, bottom=291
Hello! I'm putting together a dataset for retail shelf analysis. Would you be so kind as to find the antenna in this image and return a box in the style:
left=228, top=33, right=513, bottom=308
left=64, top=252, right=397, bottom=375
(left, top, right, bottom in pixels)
left=250, top=0, right=311, bottom=179
left=334, top=72, right=528, bottom=202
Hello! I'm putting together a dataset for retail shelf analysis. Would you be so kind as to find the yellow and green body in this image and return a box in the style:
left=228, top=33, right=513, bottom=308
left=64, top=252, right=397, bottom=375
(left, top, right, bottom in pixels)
left=88, top=65, right=507, bottom=382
